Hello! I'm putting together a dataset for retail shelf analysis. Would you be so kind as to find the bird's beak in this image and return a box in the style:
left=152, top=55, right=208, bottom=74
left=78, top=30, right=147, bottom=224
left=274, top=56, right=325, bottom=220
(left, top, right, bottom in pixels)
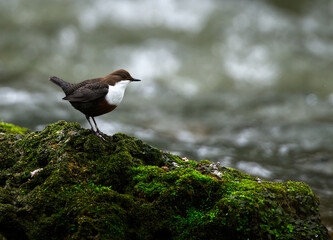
left=131, top=78, right=141, bottom=82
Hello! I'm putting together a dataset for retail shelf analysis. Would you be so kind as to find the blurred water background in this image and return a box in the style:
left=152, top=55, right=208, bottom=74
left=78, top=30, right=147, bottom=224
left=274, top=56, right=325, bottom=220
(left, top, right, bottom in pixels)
left=0, top=0, right=333, bottom=234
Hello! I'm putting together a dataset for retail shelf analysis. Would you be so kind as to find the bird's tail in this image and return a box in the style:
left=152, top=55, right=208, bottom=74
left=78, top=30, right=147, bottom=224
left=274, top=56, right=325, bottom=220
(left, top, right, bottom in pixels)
left=49, top=76, right=71, bottom=92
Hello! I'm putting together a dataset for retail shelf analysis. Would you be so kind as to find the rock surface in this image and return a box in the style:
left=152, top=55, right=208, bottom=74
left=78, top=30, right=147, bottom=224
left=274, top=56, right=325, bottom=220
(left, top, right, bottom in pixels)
left=0, top=121, right=330, bottom=240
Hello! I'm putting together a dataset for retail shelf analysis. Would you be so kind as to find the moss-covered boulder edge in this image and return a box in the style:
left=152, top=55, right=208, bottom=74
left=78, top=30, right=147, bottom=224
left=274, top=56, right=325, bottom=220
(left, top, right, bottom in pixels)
left=0, top=121, right=329, bottom=240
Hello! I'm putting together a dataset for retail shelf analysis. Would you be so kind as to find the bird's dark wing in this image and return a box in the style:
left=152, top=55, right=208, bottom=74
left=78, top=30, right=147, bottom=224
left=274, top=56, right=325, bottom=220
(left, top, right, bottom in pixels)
left=63, top=81, right=109, bottom=102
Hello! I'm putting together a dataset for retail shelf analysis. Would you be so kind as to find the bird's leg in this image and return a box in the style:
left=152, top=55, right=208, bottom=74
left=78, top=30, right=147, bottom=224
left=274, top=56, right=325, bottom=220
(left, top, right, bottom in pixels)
left=85, top=115, right=108, bottom=141
left=85, top=116, right=108, bottom=142
left=85, top=115, right=96, bottom=133
left=91, top=117, right=108, bottom=138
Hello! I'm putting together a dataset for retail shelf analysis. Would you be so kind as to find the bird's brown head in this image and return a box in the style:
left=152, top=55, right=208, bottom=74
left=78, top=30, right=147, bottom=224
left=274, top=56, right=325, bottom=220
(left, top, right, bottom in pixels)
left=103, top=69, right=141, bottom=85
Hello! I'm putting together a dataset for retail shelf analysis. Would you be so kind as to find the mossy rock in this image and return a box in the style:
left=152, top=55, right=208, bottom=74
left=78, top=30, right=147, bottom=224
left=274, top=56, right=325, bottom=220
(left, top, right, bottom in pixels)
left=0, top=121, right=329, bottom=240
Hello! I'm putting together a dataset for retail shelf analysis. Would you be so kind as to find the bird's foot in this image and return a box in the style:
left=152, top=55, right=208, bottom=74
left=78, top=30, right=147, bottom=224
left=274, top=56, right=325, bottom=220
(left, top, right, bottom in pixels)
left=91, top=129, right=111, bottom=142
left=96, top=132, right=107, bottom=142
left=96, top=130, right=109, bottom=138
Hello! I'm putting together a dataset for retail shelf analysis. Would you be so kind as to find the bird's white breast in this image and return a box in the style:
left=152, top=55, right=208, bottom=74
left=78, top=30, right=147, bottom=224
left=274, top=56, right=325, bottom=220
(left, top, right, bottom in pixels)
left=105, top=80, right=130, bottom=106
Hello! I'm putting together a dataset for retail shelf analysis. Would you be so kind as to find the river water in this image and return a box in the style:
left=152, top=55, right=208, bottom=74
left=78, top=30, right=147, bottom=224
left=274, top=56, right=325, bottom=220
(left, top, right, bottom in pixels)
left=0, top=0, right=333, bottom=234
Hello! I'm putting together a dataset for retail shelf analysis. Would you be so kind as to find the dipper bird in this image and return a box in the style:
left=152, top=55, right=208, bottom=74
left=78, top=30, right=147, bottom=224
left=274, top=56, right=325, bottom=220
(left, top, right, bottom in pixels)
left=50, top=69, right=141, bottom=140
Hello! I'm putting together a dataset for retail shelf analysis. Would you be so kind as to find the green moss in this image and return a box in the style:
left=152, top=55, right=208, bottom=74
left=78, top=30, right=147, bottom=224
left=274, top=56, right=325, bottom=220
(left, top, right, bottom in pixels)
left=0, top=122, right=30, bottom=171
left=0, top=121, right=329, bottom=240
left=0, top=122, right=29, bottom=135
left=199, top=160, right=211, bottom=165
